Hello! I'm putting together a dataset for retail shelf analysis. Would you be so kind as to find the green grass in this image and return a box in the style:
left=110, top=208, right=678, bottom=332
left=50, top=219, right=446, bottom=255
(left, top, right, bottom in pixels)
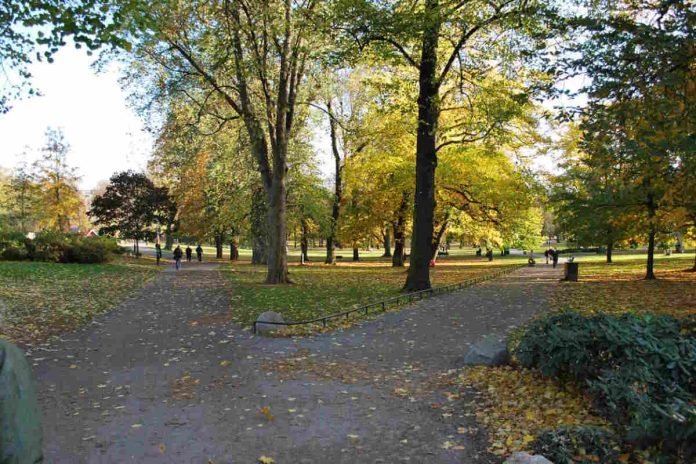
left=224, top=256, right=524, bottom=331
left=0, top=258, right=160, bottom=344
left=550, top=253, right=696, bottom=319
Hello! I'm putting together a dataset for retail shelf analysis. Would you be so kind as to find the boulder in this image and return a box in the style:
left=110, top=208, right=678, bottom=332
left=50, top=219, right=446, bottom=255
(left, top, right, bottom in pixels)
left=255, top=311, right=285, bottom=335
left=0, top=339, right=44, bottom=464
left=503, top=452, right=553, bottom=464
left=463, top=335, right=509, bottom=366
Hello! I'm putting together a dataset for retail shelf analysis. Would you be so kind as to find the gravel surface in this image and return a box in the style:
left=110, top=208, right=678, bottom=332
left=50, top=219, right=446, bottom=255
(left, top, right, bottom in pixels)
left=30, top=261, right=562, bottom=463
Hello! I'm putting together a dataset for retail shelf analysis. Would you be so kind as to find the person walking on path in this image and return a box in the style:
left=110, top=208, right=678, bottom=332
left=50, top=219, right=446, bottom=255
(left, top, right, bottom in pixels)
left=185, top=246, right=192, bottom=262
left=552, top=249, right=559, bottom=268
left=544, top=249, right=549, bottom=265
left=196, top=245, right=203, bottom=262
left=155, top=243, right=162, bottom=266
left=173, top=245, right=183, bottom=270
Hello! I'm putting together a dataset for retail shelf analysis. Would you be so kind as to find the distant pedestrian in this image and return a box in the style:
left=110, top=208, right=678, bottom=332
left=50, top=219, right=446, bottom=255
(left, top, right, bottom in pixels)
left=544, top=249, right=549, bottom=265
left=552, top=249, right=559, bottom=268
left=196, top=245, right=203, bottom=262
left=173, top=245, right=183, bottom=270
left=185, top=246, right=192, bottom=262
left=486, top=248, right=494, bottom=261
left=155, top=243, right=162, bottom=266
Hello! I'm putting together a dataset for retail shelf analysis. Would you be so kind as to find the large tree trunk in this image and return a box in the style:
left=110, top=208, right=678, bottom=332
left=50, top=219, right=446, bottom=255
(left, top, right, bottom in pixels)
left=382, top=227, right=392, bottom=258
left=215, top=233, right=224, bottom=259
left=645, top=199, right=657, bottom=280
left=325, top=100, right=342, bottom=265
left=431, top=220, right=449, bottom=262
left=300, top=218, right=309, bottom=263
left=692, top=247, right=696, bottom=271
left=229, top=240, right=239, bottom=261
left=606, top=240, right=613, bottom=264
left=251, top=186, right=268, bottom=265
left=353, top=246, right=360, bottom=261
left=404, top=0, right=440, bottom=291
left=392, top=193, right=409, bottom=267
left=164, top=223, right=174, bottom=251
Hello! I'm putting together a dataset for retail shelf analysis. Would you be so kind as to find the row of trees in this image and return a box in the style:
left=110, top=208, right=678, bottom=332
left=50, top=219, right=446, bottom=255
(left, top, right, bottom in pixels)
left=551, top=0, right=695, bottom=277
left=4, top=0, right=692, bottom=284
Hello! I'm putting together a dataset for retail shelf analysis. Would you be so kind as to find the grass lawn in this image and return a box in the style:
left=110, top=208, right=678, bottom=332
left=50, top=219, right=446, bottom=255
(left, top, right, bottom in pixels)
left=551, top=252, right=696, bottom=319
left=224, top=255, right=525, bottom=331
left=0, top=257, right=160, bottom=345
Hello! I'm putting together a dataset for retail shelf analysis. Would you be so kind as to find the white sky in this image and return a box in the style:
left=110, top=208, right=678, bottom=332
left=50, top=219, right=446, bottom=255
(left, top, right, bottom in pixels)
left=0, top=46, right=152, bottom=191
left=0, top=44, right=577, bottom=191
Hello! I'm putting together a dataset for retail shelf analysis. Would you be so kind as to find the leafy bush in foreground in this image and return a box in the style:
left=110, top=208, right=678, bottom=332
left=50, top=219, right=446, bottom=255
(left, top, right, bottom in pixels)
left=532, top=426, right=620, bottom=464
left=516, top=312, right=696, bottom=462
left=0, top=231, right=120, bottom=264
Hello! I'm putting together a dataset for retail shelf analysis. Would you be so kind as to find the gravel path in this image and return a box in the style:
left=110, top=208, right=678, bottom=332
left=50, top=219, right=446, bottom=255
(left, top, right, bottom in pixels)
left=30, top=262, right=563, bottom=463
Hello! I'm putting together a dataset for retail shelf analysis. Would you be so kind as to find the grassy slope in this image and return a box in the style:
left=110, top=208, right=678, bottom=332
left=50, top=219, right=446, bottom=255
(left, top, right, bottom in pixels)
left=0, top=258, right=160, bottom=344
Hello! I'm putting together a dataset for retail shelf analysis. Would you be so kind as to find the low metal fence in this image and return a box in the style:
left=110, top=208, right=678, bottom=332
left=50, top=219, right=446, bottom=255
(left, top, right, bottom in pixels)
left=252, top=264, right=524, bottom=334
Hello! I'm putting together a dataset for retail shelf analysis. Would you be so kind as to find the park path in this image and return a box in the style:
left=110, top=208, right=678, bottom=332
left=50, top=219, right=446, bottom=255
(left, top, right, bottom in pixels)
left=29, top=262, right=563, bottom=463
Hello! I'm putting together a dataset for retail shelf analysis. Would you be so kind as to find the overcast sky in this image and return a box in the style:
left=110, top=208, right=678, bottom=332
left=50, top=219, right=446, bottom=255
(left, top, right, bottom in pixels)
left=0, top=46, right=152, bottom=191
left=0, top=43, right=568, bottom=191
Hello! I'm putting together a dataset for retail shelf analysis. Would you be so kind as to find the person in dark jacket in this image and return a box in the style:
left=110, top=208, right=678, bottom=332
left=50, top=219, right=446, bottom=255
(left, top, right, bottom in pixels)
left=196, top=245, right=203, bottom=262
left=155, top=243, right=162, bottom=266
left=173, top=245, right=183, bottom=270
left=552, top=249, right=559, bottom=268
left=185, top=246, right=193, bottom=262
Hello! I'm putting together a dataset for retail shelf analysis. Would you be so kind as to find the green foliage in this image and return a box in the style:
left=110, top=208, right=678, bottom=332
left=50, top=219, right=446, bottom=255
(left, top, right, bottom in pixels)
left=516, top=312, right=696, bottom=460
left=532, top=426, right=620, bottom=464
left=0, top=231, right=120, bottom=264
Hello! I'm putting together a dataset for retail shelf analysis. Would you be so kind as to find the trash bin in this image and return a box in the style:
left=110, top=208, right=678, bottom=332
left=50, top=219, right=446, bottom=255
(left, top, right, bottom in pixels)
left=564, top=262, right=579, bottom=281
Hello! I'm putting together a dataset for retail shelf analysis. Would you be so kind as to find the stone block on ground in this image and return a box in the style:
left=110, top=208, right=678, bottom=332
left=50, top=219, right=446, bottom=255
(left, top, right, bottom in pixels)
left=0, top=339, right=44, bottom=464
left=504, top=451, right=553, bottom=464
left=463, top=335, right=509, bottom=366
left=255, top=311, right=285, bottom=335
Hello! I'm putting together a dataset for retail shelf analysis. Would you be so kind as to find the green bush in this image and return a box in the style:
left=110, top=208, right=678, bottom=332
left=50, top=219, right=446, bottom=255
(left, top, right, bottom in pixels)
left=532, top=426, right=620, bottom=464
left=516, top=312, right=696, bottom=461
left=60, top=236, right=120, bottom=264
left=0, top=231, right=120, bottom=264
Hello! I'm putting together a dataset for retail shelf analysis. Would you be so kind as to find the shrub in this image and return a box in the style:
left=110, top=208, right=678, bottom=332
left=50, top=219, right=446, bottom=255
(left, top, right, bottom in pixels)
left=60, top=236, right=119, bottom=264
left=0, top=247, right=28, bottom=261
left=532, top=426, right=620, bottom=464
left=516, top=312, right=696, bottom=461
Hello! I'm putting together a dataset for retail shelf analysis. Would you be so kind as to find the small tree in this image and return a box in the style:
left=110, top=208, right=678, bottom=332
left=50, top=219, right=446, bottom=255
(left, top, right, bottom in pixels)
left=90, top=171, right=172, bottom=256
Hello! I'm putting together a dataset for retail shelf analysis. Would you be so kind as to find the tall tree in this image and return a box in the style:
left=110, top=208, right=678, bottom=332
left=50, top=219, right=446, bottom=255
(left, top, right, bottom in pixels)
left=336, top=0, right=552, bottom=290
left=33, top=128, right=83, bottom=232
left=565, top=0, right=695, bottom=279
left=0, top=163, right=40, bottom=234
left=90, top=171, right=173, bottom=256
left=122, top=0, right=323, bottom=284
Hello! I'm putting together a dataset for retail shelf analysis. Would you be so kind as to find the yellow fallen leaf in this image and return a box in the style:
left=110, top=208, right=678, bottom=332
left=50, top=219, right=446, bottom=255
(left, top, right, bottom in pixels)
left=258, top=456, right=275, bottom=464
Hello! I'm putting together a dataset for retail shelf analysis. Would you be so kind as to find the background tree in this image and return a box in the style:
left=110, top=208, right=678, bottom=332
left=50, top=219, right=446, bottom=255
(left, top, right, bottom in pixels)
left=562, top=0, right=694, bottom=279
left=89, top=171, right=172, bottom=256
left=0, top=163, right=40, bottom=234
left=121, top=0, right=325, bottom=284
left=33, top=128, right=83, bottom=232
left=336, top=0, right=553, bottom=290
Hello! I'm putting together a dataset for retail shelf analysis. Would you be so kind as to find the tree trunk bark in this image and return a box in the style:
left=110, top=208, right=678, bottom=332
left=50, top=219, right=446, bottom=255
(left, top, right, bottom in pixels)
left=382, top=227, right=392, bottom=258
left=229, top=241, right=239, bottom=261
left=251, top=186, right=268, bottom=265
left=165, top=223, right=173, bottom=250
left=353, top=246, right=360, bottom=262
left=300, top=218, right=309, bottom=263
left=645, top=200, right=657, bottom=280
left=265, top=145, right=289, bottom=283
left=431, top=220, right=449, bottom=262
left=325, top=100, right=342, bottom=265
left=404, top=0, right=440, bottom=291
left=606, top=241, right=613, bottom=264
left=215, top=233, right=223, bottom=259
left=392, top=193, right=409, bottom=267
